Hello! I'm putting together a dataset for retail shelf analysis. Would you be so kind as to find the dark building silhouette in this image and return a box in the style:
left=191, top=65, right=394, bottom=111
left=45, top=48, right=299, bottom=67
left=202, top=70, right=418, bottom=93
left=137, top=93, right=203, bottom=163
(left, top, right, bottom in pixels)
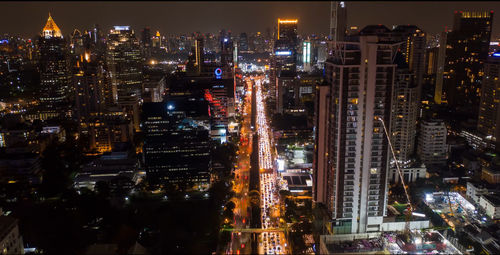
left=38, top=13, right=71, bottom=115
left=142, top=98, right=211, bottom=189
left=444, top=11, right=494, bottom=116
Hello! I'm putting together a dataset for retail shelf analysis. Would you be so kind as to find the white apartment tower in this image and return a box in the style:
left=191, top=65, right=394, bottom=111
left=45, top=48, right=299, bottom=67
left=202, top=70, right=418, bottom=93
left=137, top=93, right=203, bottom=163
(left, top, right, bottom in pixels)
left=314, top=29, right=401, bottom=234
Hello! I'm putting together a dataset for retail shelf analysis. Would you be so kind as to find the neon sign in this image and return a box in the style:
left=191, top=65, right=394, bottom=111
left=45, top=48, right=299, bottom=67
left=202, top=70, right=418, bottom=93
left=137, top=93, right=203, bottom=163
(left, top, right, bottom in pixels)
left=215, top=68, right=222, bottom=79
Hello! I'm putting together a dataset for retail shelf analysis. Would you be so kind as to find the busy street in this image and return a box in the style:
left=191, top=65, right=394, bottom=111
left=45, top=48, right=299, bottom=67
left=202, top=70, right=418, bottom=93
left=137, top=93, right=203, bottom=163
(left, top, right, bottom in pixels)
left=254, top=77, right=288, bottom=255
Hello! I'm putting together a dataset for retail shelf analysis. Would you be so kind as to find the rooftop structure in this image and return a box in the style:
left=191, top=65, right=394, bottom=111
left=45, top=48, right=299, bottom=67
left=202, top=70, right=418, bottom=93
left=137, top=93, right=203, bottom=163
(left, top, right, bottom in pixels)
left=42, top=13, right=62, bottom=38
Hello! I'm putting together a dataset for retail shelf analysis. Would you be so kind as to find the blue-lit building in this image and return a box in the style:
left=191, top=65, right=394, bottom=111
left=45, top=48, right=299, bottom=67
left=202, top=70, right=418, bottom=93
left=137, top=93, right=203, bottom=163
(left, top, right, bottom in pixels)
left=142, top=97, right=211, bottom=189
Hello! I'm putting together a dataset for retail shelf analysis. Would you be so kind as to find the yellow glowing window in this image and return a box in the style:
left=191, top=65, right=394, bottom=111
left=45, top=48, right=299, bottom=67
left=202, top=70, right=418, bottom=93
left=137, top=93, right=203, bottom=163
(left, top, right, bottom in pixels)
left=351, top=98, right=358, bottom=104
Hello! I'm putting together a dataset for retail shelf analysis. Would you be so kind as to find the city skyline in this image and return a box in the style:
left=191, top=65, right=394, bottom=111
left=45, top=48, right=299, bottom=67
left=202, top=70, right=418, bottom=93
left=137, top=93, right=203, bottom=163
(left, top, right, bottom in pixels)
left=2, top=1, right=500, bottom=254
left=2, top=1, right=500, bottom=37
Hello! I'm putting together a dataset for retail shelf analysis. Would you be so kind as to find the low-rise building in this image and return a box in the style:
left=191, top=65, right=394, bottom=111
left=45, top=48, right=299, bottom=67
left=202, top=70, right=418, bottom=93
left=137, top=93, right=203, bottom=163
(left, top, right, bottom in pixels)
left=0, top=210, right=24, bottom=255
left=0, top=151, right=42, bottom=185
left=280, top=171, right=312, bottom=196
left=482, top=164, right=500, bottom=184
left=389, top=159, right=426, bottom=184
left=466, top=181, right=500, bottom=204
left=74, top=151, right=139, bottom=192
left=479, top=194, right=500, bottom=220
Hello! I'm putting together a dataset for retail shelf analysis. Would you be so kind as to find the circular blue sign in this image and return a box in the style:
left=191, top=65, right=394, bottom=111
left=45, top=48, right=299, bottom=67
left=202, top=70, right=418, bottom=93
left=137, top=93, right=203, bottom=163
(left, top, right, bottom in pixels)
left=215, top=68, right=223, bottom=76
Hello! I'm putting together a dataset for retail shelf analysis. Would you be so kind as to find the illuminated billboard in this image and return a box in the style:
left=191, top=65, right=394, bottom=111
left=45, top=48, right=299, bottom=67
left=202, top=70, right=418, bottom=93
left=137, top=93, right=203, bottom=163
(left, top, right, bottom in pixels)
left=276, top=51, right=292, bottom=56
left=113, top=26, right=130, bottom=31
left=277, top=159, right=285, bottom=172
left=303, top=41, right=311, bottom=64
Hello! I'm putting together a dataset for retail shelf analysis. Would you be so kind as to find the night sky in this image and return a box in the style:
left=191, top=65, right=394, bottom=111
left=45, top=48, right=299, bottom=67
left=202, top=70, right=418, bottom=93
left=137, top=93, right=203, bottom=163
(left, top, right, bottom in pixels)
left=2, top=1, right=500, bottom=38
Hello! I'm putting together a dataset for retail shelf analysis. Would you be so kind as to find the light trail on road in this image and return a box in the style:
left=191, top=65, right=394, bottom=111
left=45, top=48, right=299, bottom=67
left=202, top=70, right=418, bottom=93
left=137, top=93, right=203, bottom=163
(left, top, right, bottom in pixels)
left=254, top=77, right=287, bottom=255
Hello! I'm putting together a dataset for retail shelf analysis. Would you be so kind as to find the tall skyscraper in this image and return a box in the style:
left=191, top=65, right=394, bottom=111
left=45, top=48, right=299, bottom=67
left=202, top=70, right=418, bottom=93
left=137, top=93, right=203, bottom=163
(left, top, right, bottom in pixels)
left=391, top=69, right=419, bottom=163
left=195, top=37, right=204, bottom=75
left=219, top=29, right=233, bottom=68
left=141, top=27, right=152, bottom=47
left=314, top=29, right=400, bottom=234
left=38, top=13, right=71, bottom=112
left=274, top=19, right=298, bottom=77
left=391, top=25, right=426, bottom=101
left=106, top=26, right=143, bottom=103
left=277, top=18, right=298, bottom=46
left=434, top=31, right=448, bottom=104
left=73, top=52, right=106, bottom=123
left=152, top=30, right=162, bottom=48
left=106, top=26, right=143, bottom=130
left=302, top=40, right=312, bottom=72
left=141, top=27, right=152, bottom=58
left=239, top=32, right=249, bottom=52
left=329, top=1, right=347, bottom=41
left=142, top=98, right=211, bottom=189
left=443, top=11, right=494, bottom=115
left=478, top=53, right=500, bottom=148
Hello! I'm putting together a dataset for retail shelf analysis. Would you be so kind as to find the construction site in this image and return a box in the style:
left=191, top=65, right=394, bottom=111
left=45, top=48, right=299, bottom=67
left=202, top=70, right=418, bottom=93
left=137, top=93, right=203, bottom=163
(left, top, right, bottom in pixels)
left=319, top=117, right=462, bottom=254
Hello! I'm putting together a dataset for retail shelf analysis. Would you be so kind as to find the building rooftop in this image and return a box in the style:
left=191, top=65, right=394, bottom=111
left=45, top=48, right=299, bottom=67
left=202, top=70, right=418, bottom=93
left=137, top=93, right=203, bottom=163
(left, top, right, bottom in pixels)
left=42, top=13, right=62, bottom=38
left=0, top=215, right=18, bottom=241
left=482, top=194, right=500, bottom=207
left=324, top=237, right=385, bottom=254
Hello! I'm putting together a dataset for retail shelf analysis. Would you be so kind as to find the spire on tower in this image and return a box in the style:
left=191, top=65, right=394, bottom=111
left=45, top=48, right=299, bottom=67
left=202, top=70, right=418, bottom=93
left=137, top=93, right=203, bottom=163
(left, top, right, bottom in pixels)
left=42, top=13, right=62, bottom=38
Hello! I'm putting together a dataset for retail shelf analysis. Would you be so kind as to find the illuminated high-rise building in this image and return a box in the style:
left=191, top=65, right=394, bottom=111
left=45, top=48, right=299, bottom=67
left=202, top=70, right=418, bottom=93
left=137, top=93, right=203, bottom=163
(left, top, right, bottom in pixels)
left=274, top=19, right=298, bottom=77
left=277, top=18, right=298, bottom=46
left=302, top=40, right=312, bottom=72
left=38, top=13, right=71, bottom=113
left=391, top=25, right=426, bottom=101
left=391, top=68, right=419, bottom=163
left=314, top=29, right=400, bottom=234
left=142, top=98, right=211, bottom=189
left=329, top=1, right=347, bottom=41
left=73, top=52, right=106, bottom=123
left=152, top=30, right=161, bottom=48
left=435, top=31, right=448, bottom=104
left=239, top=32, right=249, bottom=52
left=73, top=51, right=127, bottom=154
left=443, top=11, right=494, bottom=116
left=195, top=37, right=204, bottom=74
left=106, top=26, right=142, bottom=102
left=106, top=26, right=143, bottom=130
left=141, top=27, right=152, bottom=58
left=478, top=53, right=500, bottom=148
left=141, top=27, right=152, bottom=47
left=219, top=29, right=233, bottom=69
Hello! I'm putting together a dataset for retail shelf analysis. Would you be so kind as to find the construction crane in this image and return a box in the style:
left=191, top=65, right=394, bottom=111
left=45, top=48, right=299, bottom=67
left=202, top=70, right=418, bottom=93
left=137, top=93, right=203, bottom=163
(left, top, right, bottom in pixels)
left=375, top=116, right=413, bottom=235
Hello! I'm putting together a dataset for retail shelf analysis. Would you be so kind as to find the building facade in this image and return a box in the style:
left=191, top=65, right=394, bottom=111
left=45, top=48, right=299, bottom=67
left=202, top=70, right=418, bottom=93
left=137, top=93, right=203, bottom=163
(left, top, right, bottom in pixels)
left=391, top=69, right=419, bottom=163
left=417, top=119, right=448, bottom=165
left=38, top=14, right=71, bottom=113
left=0, top=214, right=24, bottom=255
left=142, top=99, right=211, bottom=189
left=478, top=53, right=500, bottom=148
left=106, top=26, right=143, bottom=104
left=314, top=32, right=400, bottom=234
left=443, top=11, right=493, bottom=115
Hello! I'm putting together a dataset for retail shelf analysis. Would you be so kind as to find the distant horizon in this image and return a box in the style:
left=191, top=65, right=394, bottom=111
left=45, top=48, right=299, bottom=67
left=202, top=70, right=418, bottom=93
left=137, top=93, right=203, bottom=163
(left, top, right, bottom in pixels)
left=1, top=2, right=500, bottom=39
